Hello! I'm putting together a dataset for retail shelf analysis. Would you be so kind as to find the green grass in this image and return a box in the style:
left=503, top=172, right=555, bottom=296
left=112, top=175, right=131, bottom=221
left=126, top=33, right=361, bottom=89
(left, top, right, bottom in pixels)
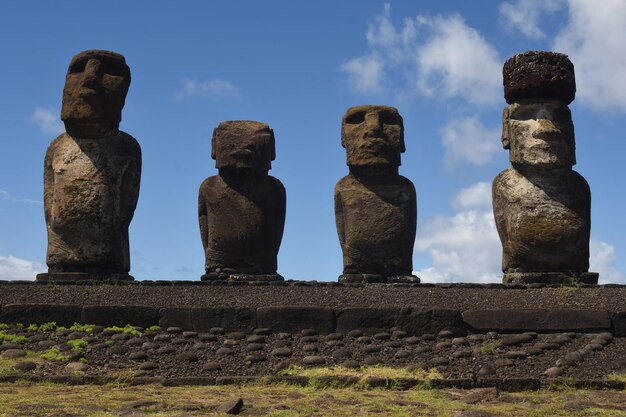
left=40, top=348, right=71, bottom=362
left=0, top=382, right=623, bottom=416
left=104, top=325, right=142, bottom=336
left=0, top=331, right=27, bottom=345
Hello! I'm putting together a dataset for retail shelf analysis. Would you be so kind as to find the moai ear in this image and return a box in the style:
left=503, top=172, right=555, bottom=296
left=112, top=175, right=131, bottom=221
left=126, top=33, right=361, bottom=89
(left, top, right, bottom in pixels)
left=269, top=128, right=276, bottom=161
left=210, top=128, right=218, bottom=160
left=399, top=123, right=406, bottom=153
left=501, top=107, right=511, bottom=150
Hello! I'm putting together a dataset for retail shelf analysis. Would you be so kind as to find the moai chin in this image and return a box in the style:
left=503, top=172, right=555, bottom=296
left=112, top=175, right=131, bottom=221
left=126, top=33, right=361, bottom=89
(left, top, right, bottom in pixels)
left=493, top=51, right=598, bottom=285
left=37, top=50, right=141, bottom=282
left=334, top=105, right=419, bottom=283
left=198, top=120, right=286, bottom=281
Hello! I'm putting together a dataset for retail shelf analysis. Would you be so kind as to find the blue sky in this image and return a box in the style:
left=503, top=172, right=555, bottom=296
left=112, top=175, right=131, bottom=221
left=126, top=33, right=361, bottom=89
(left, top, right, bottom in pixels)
left=0, top=1, right=624, bottom=282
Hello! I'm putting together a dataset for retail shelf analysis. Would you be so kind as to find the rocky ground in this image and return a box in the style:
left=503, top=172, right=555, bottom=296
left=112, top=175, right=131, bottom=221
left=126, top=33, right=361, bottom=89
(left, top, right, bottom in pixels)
left=1, top=322, right=625, bottom=385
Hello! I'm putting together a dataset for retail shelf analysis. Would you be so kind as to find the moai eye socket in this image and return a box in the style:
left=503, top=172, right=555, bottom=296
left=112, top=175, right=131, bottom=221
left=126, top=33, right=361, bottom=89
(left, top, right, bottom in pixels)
left=69, top=59, right=87, bottom=73
left=345, top=111, right=365, bottom=125
left=380, top=111, right=402, bottom=126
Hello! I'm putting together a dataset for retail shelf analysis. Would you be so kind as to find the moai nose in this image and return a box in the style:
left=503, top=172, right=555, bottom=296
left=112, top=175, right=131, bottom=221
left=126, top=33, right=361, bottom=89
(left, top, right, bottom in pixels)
left=82, top=59, right=102, bottom=88
left=533, top=118, right=560, bottom=140
left=365, top=113, right=382, bottom=134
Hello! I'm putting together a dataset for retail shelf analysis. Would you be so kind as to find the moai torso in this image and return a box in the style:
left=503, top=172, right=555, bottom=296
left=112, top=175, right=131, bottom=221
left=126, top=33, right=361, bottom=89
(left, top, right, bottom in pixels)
left=199, top=173, right=285, bottom=275
left=39, top=50, right=141, bottom=281
left=334, top=105, right=418, bottom=283
left=493, top=51, right=596, bottom=284
left=198, top=120, right=286, bottom=280
left=45, top=132, right=140, bottom=272
left=493, top=167, right=590, bottom=273
left=335, top=173, right=416, bottom=276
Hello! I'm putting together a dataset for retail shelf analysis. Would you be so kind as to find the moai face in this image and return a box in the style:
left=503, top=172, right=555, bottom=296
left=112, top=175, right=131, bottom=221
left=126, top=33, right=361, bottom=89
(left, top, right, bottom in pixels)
left=212, top=121, right=275, bottom=172
left=341, top=105, right=404, bottom=168
left=502, top=99, right=575, bottom=168
left=61, top=50, right=131, bottom=137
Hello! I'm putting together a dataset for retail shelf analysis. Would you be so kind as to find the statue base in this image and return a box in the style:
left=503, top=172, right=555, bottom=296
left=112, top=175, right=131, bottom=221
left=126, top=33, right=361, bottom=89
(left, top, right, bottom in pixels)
left=201, top=272, right=284, bottom=282
left=503, top=271, right=599, bottom=285
left=36, top=272, right=135, bottom=282
left=338, top=274, right=420, bottom=284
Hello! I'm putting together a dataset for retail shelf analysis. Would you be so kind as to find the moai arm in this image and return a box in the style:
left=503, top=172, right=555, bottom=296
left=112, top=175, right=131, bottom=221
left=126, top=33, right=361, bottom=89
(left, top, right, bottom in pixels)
left=43, top=143, right=55, bottom=225
left=407, top=180, right=417, bottom=249
left=272, top=178, right=287, bottom=257
left=492, top=171, right=513, bottom=272
left=198, top=185, right=209, bottom=253
left=334, top=185, right=346, bottom=250
left=578, top=172, right=592, bottom=270
left=119, top=137, right=142, bottom=225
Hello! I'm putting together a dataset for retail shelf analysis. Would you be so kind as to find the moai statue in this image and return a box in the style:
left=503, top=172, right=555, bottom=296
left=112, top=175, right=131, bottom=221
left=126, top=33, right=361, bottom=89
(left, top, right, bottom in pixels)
left=334, top=105, right=418, bottom=283
left=37, top=50, right=141, bottom=282
left=493, top=51, right=598, bottom=284
left=198, top=121, right=286, bottom=281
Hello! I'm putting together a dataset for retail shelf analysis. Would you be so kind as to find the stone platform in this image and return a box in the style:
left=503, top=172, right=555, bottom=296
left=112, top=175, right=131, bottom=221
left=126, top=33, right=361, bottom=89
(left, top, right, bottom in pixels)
left=0, top=281, right=625, bottom=336
left=1, top=281, right=626, bottom=389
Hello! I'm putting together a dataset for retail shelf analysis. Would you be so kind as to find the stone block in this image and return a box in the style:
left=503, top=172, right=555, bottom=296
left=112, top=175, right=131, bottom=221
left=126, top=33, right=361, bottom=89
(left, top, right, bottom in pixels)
left=336, top=308, right=462, bottom=335
left=0, top=304, right=82, bottom=327
left=192, top=308, right=256, bottom=332
left=81, top=305, right=159, bottom=328
left=159, top=307, right=256, bottom=332
left=256, top=306, right=335, bottom=334
left=612, top=311, right=626, bottom=337
left=463, top=309, right=611, bottom=332
left=159, top=308, right=194, bottom=331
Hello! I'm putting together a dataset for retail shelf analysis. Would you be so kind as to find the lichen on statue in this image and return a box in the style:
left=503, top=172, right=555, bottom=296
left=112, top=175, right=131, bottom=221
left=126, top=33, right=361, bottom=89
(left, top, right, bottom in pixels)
left=38, top=50, right=141, bottom=282
left=492, top=51, right=597, bottom=285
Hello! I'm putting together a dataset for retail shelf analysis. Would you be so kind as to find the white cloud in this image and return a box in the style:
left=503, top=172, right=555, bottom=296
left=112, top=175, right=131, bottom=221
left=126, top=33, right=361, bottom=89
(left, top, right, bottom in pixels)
left=0, top=189, right=42, bottom=205
left=590, top=239, right=626, bottom=284
left=0, top=255, right=45, bottom=280
left=340, top=54, right=384, bottom=94
left=415, top=209, right=501, bottom=283
left=415, top=183, right=501, bottom=283
left=174, top=78, right=241, bottom=101
left=499, top=0, right=565, bottom=39
left=31, top=107, right=64, bottom=135
left=453, top=182, right=492, bottom=210
left=415, top=182, right=626, bottom=284
left=553, top=0, right=626, bottom=112
left=415, top=14, right=501, bottom=106
left=441, top=116, right=500, bottom=168
left=343, top=5, right=501, bottom=106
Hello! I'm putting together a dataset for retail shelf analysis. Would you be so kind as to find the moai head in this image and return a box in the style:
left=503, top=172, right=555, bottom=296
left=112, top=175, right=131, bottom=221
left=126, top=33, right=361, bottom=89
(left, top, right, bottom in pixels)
left=61, top=50, right=131, bottom=137
left=211, top=120, right=276, bottom=172
left=502, top=51, right=576, bottom=169
left=341, top=105, right=405, bottom=168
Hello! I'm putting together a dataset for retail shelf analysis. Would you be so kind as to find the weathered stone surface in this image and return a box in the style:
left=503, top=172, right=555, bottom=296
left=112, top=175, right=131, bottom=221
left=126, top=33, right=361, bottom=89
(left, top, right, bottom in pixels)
left=217, top=398, right=244, bottom=415
left=494, top=51, right=595, bottom=284
left=336, top=307, right=461, bottom=335
left=82, top=305, right=159, bottom=328
left=463, top=309, right=611, bottom=332
left=158, top=307, right=256, bottom=332
left=257, top=306, right=335, bottom=334
left=335, top=105, right=418, bottom=283
left=612, top=312, right=626, bottom=337
left=199, top=121, right=285, bottom=281
left=503, top=51, right=575, bottom=104
left=0, top=304, right=81, bottom=327
left=39, top=50, right=140, bottom=282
